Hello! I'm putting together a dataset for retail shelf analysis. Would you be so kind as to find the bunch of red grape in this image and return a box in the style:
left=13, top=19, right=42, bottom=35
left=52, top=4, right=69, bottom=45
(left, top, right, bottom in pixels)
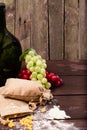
left=46, top=71, right=63, bottom=87
left=18, top=69, right=31, bottom=80
left=18, top=69, right=63, bottom=88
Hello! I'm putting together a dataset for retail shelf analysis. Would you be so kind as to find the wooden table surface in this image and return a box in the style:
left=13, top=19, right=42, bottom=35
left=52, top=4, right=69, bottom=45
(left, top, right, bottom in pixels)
left=47, top=60, right=87, bottom=130
left=0, top=60, right=87, bottom=130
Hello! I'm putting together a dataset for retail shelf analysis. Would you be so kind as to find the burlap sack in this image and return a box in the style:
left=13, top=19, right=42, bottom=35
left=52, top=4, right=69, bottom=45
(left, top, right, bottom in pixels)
left=1, top=78, right=53, bottom=111
left=0, top=87, right=32, bottom=118
left=2, top=78, right=45, bottom=102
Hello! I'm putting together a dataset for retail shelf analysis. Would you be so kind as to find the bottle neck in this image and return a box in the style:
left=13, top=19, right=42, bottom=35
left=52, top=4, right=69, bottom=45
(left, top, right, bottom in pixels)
left=0, top=8, right=6, bottom=32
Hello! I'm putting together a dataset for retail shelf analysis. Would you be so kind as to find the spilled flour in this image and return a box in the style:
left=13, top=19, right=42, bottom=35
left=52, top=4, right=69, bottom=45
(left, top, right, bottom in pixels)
left=33, top=105, right=79, bottom=130
left=8, top=105, right=79, bottom=130
left=33, top=120, right=78, bottom=130
left=33, top=105, right=71, bottom=120
left=48, top=105, right=70, bottom=119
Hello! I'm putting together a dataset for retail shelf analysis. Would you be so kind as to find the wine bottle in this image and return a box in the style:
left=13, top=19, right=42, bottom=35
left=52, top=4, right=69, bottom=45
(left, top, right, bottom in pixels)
left=0, top=3, right=22, bottom=86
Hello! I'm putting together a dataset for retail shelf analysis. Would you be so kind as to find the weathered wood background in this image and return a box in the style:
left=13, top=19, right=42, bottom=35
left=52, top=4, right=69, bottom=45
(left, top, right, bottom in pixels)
left=0, top=0, right=87, bottom=60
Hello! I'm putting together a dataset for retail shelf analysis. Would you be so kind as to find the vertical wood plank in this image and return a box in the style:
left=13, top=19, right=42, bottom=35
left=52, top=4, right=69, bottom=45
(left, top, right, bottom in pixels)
left=30, top=0, right=48, bottom=59
left=15, top=0, right=31, bottom=51
left=1, top=0, right=87, bottom=60
left=79, top=0, right=87, bottom=59
left=0, top=0, right=4, bottom=2
left=65, top=0, right=79, bottom=60
left=49, top=0, right=64, bottom=60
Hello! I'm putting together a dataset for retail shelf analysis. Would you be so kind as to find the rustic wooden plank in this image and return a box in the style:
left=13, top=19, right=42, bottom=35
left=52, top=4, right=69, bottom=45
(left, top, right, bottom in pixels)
left=15, top=0, right=31, bottom=51
left=49, top=0, right=64, bottom=60
left=47, top=60, right=87, bottom=75
left=68, top=119, right=87, bottom=129
left=58, top=119, right=87, bottom=129
left=30, top=0, right=48, bottom=59
left=79, top=0, right=87, bottom=60
left=0, top=0, right=15, bottom=34
left=52, top=75, right=87, bottom=95
left=21, top=37, right=30, bottom=51
left=53, top=95, right=87, bottom=119
left=65, top=0, right=79, bottom=60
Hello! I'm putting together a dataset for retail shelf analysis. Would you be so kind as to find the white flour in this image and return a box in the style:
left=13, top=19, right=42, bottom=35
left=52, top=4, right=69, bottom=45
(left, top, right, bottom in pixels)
left=13, top=105, right=79, bottom=130
left=33, top=120, right=78, bottom=130
left=48, top=105, right=71, bottom=119
left=33, top=105, right=79, bottom=130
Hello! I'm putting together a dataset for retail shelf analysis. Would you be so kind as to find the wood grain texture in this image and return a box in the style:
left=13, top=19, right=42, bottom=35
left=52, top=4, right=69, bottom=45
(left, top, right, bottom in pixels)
left=59, top=119, right=87, bottom=129
left=54, top=95, right=87, bottom=119
left=68, top=119, right=87, bottom=129
left=47, top=60, right=87, bottom=75
left=15, top=0, right=31, bottom=51
left=47, top=60, right=87, bottom=95
left=52, top=75, right=87, bottom=95
left=65, top=0, right=79, bottom=60
left=79, top=0, right=87, bottom=59
left=49, top=0, right=64, bottom=60
left=0, top=0, right=87, bottom=60
left=30, top=0, right=48, bottom=59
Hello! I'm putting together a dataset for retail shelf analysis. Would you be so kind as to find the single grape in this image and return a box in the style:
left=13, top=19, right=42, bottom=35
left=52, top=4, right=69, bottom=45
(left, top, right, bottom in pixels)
left=28, top=50, right=35, bottom=57
left=42, top=63, right=47, bottom=69
left=26, top=61, right=34, bottom=69
left=21, top=69, right=27, bottom=75
left=31, top=78, right=37, bottom=81
left=31, top=72, right=37, bottom=79
left=42, top=59, right=46, bottom=63
left=25, top=55, right=32, bottom=63
left=32, top=56, right=38, bottom=64
left=35, top=66, right=41, bottom=73
left=22, top=74, right=29, bottom=80
left=55, top=80, right=61, bottom=87
left=36, top=60, right=42, bottom=66
left=29, top=66, right=35, bottom=72
left=45, top=82, right=51, bottom=89
left=37, top=74, right=43, bottom=80
left=25, top=69, right=31, bottom=76
left=60, top=78, right=63, bottom=84
left=51, top=75, right=58, bottom=82
left=40, top=68, right=46, bottom=76
left=41, top=78, right=47, bottom=84
left=48, top=73, right=54, bottom=80
left=55, top=75, right=60, bottom=81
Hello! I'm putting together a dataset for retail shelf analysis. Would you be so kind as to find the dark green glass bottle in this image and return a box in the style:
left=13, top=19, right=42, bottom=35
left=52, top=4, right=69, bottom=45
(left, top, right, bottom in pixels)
left=0, top=3, right=22, bottom=86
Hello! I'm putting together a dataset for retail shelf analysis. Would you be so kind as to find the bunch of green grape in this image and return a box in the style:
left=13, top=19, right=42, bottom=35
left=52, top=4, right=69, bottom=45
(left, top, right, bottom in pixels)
left=23, top=49, right=51, bottom=89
